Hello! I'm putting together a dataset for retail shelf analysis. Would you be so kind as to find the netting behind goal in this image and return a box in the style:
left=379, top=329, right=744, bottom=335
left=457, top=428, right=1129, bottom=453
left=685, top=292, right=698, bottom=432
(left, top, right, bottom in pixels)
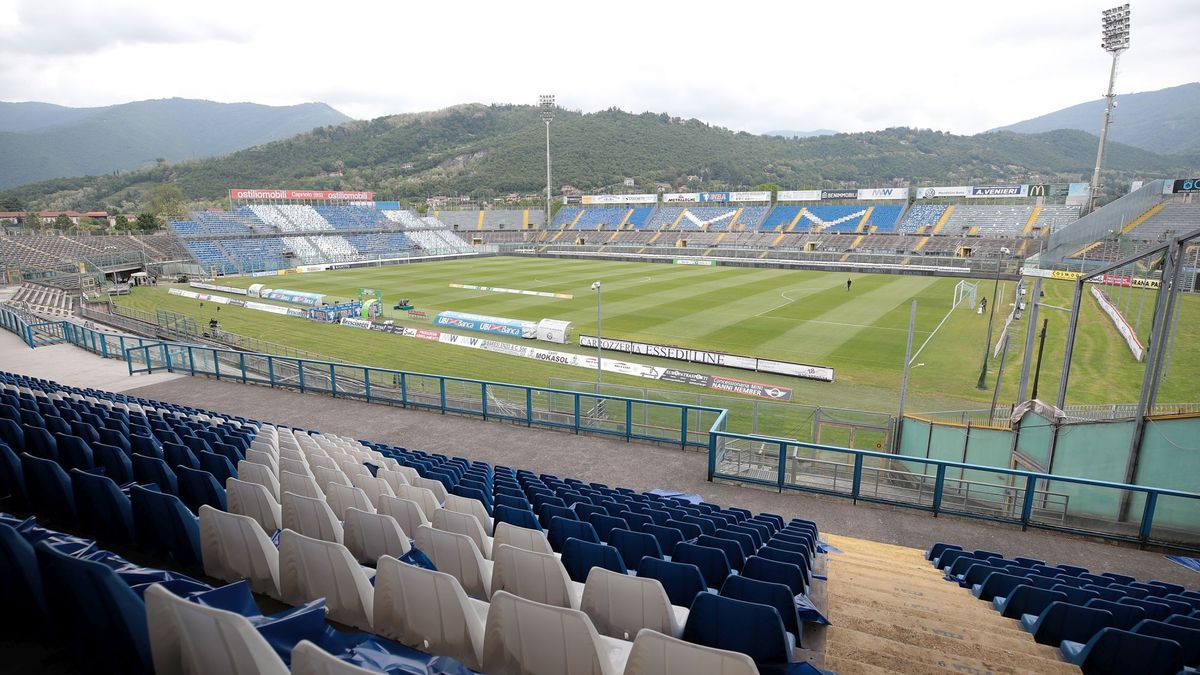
left=953, top=280, right=978, bottom=310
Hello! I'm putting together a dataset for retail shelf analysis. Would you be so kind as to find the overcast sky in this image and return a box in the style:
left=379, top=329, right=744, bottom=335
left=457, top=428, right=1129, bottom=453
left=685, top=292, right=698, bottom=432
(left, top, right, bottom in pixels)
left=0, top=0, right=1196, bottom=135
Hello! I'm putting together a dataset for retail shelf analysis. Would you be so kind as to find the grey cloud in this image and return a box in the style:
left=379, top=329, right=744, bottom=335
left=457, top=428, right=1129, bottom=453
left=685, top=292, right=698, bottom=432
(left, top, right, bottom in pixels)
left=0, top=0, right=252, bottom=55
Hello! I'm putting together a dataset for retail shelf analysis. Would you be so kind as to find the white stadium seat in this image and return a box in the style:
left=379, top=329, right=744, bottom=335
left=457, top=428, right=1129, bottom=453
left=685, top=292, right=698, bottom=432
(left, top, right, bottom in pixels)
left=622, top=628, right=757, bottom=675
left=279, top=529, right=375, bottom=630
left=482, top=591, right=632, bottom=675
left=580, top=568, right=687, bottom=640
left=198, top=505, right=281, bottom=599
left=225, top=477, right=282, bottom=534
left=414, top=524, right=493, bottom=601
left=342, top=507, right=409, bottom=565
left=281, top=491, right=344, bottom=544
left=490, top=543, right=583, bottom=610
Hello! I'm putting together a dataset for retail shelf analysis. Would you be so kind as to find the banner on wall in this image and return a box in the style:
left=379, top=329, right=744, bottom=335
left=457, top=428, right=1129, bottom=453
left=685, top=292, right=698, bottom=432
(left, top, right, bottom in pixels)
left=434, top=311, right=538, bottom=338
left=581, top=194, right=657, bottom=204
left=1170, top=178, right=1200, bottom=194
left=190, top=282, right=247, bottom=295
left=915, top=186, right=971, bottom=199
left=820, top=189, right=858, bottom=200
left=728, top=191, right=772, bottom=202
left=969, top=185, right=1028, bottom=198
left=229, top=189, right=374, bottom=201
left=776, top=190, right=822, bottom=202
left=662, top=193, right=700, bottom=203
left=697, top=192, right=730, bottom=202
left=857, top=187, right=909, bottom=200
left=1091, top=287, right=1144, bottom=361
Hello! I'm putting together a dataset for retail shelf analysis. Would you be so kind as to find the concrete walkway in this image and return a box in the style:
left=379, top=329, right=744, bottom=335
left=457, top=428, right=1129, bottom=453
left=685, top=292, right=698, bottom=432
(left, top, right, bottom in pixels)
left=1, top=328, right=1195, bottom=585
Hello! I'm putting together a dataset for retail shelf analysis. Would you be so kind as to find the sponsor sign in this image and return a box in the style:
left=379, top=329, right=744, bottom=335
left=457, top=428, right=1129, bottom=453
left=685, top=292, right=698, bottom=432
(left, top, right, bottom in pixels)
left=776, top=190, right=822, bottom=202
left=229, top=188, right=374, bottom=201
left=434, top=311, right=537, bottom=338
left=1051, top=270, right=1083, bottom=281
left=672, top=259, right=716, bottom=266
left=708, top=376, right=793, bottom=401
left=1171, top=178, right=1200, bottom=194
left=1091, top=287, right=1144, bottom=361
left=406, top=310, right=429, bottom=320
left=969, top=185, right=1028, bottom=198
left=857, top=187, right=909, bottom=200
left=660, top=369, right=713, bottom=387
left=190, top=282, right=247, bottom=295
left=578, top=335, right=834, bottom=382
left=728, top=191, right=772, bottom=202
left=820, top=189, right=858, bottom=200
left=581, top=193, right=657, bottom=205
left=697, top=192, right=730, bottom=203
left=662, top=193, right=700, bottom=203
left=1026, top=184, right=1048, bottom=198
left=915, top=186, right=971, bottom=199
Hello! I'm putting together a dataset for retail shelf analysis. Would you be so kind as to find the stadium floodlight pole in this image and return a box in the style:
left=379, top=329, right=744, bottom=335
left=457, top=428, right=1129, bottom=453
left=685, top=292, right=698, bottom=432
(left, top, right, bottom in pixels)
left=540, top=95, right=555, bottom=229
left=591, top=281, right=602, bottom=388
left=975, top=255, right=1004, bottom=389
left=1087, top=4, right=1131, bottom=215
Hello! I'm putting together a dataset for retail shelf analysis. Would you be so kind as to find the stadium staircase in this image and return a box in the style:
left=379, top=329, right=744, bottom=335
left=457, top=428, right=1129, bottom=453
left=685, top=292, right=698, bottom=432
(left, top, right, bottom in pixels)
left=855, top=208, right=874, bottom=233
left=931, top=206, right=955, bottom=234
left=823, top=536, right=1079, bottom=674
left=1022, top=206, right=1043, bottom=236
left=1121, top=202, right=1167, bottom=236
left=786, top=209, right=807, bottom=232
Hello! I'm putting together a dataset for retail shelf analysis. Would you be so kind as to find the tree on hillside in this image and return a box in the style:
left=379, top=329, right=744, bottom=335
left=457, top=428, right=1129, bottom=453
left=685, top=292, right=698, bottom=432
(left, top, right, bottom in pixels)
left=146, top=183, right=186, bottom=221
left=24, top=211, right=42, bottom=230
left=0, top=197, right=21, bottom=211
left=54, top=214, right=72, bottom=231
left=135, top=213, right=161, bottom=231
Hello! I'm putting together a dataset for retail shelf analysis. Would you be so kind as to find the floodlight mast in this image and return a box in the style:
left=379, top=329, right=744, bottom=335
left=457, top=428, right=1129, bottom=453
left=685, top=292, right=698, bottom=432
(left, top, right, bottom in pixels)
left=1086, top=4, right=1130, bottom=215
left=540, top=95, right=555, bottom=230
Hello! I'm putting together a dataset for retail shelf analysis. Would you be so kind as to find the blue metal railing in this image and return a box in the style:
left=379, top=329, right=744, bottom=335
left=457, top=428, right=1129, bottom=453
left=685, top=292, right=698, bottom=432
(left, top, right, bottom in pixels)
left=4, top=304, right=1198, bottom=550
left=706, top=430, right=1200, bottom=551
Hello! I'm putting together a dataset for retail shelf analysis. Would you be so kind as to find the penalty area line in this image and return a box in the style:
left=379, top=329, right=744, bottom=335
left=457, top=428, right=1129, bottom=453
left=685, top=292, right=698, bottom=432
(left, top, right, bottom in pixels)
left=908, top=304, right=956, bottom=366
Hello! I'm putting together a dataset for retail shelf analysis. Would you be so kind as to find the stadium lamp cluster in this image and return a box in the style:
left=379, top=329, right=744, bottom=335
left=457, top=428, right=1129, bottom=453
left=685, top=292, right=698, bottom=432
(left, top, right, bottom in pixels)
left=1101, top=4, right=1130, bottom=53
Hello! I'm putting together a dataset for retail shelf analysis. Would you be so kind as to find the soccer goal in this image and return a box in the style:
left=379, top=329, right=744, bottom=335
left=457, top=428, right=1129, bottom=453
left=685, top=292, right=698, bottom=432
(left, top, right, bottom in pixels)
left=953, top=280, right=978, bottom=310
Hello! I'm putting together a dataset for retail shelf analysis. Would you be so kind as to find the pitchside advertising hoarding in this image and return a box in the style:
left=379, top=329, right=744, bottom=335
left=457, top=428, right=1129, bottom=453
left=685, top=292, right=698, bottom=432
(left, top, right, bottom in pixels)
left=581, top=194, right=657, bottom=205
left=434, top=311, right=538, bottom=338
left=229, top=188, right=375, bottom=201
left=578, top=335, right=835, bottom=383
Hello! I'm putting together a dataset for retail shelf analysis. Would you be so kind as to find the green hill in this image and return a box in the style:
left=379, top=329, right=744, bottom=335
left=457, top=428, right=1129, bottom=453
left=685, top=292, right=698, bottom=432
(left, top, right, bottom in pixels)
left=2, top=103, right=1191, bottom=212
left=0, top=98, right=352, bottom=190
left=993, top=82, right=1200, bottom=156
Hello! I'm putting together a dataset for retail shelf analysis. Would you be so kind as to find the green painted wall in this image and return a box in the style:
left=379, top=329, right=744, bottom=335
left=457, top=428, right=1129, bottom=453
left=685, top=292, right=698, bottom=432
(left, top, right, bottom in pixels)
left=1134, top=417, right=1200, bottom=533
left=1047, top=421, right=1134, bottom=520
left=1014, top=412, right=1054, bottom=468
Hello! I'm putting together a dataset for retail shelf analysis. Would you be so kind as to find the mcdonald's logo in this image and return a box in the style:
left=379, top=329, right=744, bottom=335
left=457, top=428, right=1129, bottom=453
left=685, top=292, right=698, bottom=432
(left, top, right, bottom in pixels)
left=1027, top=184, right=1048, bottom=198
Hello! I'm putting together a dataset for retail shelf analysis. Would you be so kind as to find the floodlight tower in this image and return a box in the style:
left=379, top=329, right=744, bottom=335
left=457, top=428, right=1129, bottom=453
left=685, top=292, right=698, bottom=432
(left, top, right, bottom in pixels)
left=540, top=95, right=555, bottom=229
left=1087, top=4, right=1130, bottom=215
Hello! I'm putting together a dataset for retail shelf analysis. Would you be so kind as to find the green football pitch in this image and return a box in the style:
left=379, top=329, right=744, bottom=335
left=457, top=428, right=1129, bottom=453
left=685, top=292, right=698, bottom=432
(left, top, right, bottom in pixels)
left=119, top=257, right=1199, bottom=433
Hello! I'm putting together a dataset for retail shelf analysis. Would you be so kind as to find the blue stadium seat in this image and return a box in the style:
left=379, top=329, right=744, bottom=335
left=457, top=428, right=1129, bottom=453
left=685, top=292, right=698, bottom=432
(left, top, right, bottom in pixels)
left=757, top=545, right=811, bottom=582
left=0, top=442, right=26, bottom=506
left=721, top=574, right=802, bottom=645
left=1013, top=556, right=1044, bottom=568
left=1130, top=619, right=1200, bottom=667
left=995, top=585, right=1068, bottom=619
left=55, top=433, right=94, bottom=471
left=1148, top=580, right=1185, bottom=596
left=132, top=453, right=178, bottom=495
left=682, top=593, right=793, bottom=667
left=22, top=424, right=58, bottom=461
left=1020, top=601, right=1112, bottom=646
left=494, top=504, right=541, bottom=532
left=561, top=538, right=626, bottom=583
left=70, top=468, right=136, bottom=546
left=696, top=534, right=746, bottom=572
left=726, top=523, right=764, bottom=550
left=130, top=433, right=163, bottom=459
left=34, top=540, right=155, bottom=674
left=609, top=528, right=663, bottom=569
left=98, top=427, right=131, bottom=455
left=588, top=513, right=629, bottom=542
left=1101, top=572, right=1136, bottom=585
left=163, top=441, right=199, bottom=471
left=620, top=511, right=653, bottom=532
left=1119, top=597, right=1173, bottom=622
left=973, top=572, right=1027, bottom=601
left=742, top=555, right=806, bottom=597
left=574, top=503, right=608, bottom=521
left=713, top=528, right=755, bottom=558
left=547, top=516, right=599, bottom=553
left=92, top=441, right=133, bottom=484
left=176, top=466, right=227, bottom=513
left=1060, top=627, right=1184, bottom=674
left=198, top=450, right=237, bottom=484
left=1084, top=598, right=1146, bottom=631
left=672, top=542, right=732, bottom=589
left=927, top=541, right=961, bottom=561
left=0, top=522, right=48, bottom=631
left=636, top=557, right=707, bottom=608
left=21, top=452, right=76, bottom=523
left=538, top=503, right=577, bottom=530
left=665, top=518, right=702, bottom=541
left=0, top=418, right=24, bottom=451
left=130, top=484, right=202, bottom=567
left=451, top=484, right=492, bottom=513
left=643, top=524, right=685, bottom=558
left=494, top=493, right=532, bottom=512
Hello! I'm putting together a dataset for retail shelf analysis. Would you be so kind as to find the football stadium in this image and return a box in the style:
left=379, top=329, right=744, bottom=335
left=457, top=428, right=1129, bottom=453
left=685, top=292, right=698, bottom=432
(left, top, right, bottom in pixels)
left=3, top=6, right=1200, bottom=675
